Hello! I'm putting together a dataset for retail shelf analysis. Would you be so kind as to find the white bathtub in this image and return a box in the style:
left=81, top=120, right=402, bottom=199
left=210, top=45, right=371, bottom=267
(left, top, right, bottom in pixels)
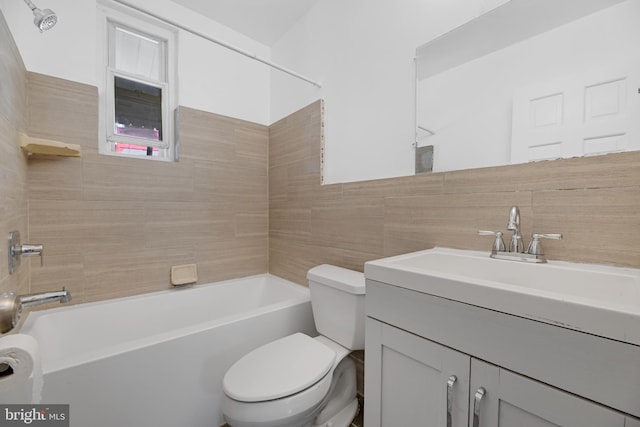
left=20, top=274, right=317, bottom=427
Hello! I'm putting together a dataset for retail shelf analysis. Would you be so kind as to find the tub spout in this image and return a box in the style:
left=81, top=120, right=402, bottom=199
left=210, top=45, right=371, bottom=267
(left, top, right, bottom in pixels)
left=0, top=287, right=71, bottom=333
left=19, top=287, right=71, bottom=308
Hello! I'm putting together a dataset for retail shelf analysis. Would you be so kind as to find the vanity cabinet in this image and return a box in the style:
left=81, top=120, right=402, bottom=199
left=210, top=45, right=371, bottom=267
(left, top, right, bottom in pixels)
left=364, top=279, right=640, bottom=427
left=366, top=319, right=630, bottom=427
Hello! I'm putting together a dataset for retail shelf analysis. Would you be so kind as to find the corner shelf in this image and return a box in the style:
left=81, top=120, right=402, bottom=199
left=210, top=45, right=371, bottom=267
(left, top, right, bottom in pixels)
left=19, top=133, right=81, bottom=158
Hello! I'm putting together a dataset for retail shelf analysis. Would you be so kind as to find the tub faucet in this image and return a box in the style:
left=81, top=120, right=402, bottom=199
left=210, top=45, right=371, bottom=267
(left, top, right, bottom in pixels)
left=19, top=287, right=71, bottom=308
left=7, top=231, right=44, bottom=274
left=0, top=287, right=71, bottom=333
left=507, top=205, right=524, bottom=253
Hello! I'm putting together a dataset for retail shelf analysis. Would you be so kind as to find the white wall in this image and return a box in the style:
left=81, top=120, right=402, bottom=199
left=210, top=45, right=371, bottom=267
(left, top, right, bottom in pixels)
left=270, top=0, right=510, bottom=184
left=0, top=0, right=271, bottom=125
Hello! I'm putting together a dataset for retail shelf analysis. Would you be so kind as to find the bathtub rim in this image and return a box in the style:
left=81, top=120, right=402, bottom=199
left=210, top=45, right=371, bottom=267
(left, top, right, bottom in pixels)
left=22, top=273, right=308, bottom=317
left=19, top=273, right=311, bottom=374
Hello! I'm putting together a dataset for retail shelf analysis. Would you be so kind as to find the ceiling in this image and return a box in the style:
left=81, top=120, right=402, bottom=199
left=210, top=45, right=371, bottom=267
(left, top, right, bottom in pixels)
left=169, top=0, right=320, bottom=46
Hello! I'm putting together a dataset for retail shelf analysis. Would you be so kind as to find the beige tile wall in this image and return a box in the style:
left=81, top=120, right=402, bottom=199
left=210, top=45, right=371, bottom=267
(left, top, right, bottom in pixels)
left=25, top=74, right=268, bottom=303
left=0, top=12, right=29, bottom=296
left=269, top=100, right=640, bottom=286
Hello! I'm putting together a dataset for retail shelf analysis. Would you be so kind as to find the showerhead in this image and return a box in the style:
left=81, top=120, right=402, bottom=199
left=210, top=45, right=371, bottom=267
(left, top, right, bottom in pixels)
left=23, top=0, right=57, bottom=32
left=32, top=7, right=57, bottom=32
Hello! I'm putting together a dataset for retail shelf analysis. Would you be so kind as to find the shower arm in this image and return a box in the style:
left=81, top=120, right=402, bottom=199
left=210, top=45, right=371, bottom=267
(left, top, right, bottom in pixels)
left=23, top=0, right=38, bottom=11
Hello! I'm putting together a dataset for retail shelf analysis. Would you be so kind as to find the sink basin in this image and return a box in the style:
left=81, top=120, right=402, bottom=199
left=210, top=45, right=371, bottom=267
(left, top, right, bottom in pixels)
left=365, top=247, right=640, bottom=345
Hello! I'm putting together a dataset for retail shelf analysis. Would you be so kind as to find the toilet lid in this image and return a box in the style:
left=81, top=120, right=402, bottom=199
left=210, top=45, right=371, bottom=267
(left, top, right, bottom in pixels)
left=223, top=333, right=336, bottom=402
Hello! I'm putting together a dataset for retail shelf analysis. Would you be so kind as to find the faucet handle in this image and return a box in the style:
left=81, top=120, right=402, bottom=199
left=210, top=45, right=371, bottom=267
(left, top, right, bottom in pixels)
left=20, top=244, right=44, bottom=266
left=527, top=233, right=562, bottom=255
left=478, top=230, right=506, bottom=253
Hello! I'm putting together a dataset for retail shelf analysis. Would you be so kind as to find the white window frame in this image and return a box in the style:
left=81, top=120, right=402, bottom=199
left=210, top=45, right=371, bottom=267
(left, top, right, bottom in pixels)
left=97, top=3, right=178, bottom=161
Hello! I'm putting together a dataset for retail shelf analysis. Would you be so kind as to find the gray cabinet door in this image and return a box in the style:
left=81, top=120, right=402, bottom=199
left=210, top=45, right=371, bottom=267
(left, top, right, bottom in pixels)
left=626, top=416, right=640, bottom=427
left=365, top=318, right=470, bottom=427
left=469, top=358, right=627, bottom=427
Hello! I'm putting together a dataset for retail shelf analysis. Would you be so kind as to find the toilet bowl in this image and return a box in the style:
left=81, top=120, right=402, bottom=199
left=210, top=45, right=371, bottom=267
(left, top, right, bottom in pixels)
left=221, top=265, right=365, bottom=427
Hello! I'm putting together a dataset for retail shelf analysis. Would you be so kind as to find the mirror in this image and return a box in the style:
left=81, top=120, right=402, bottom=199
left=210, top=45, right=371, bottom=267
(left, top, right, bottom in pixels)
left=415, top=0, right=639, bottom=173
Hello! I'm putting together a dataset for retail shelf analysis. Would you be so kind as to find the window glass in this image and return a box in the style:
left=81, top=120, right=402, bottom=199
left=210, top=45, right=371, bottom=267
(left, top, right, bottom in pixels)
left=114, top=26, right=163, bottom=81
left=114, top=76, right=163, bottom=142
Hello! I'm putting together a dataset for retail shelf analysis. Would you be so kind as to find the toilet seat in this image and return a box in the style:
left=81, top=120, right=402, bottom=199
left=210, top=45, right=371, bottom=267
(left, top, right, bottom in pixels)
left=223, top=333, right=336, bottom=402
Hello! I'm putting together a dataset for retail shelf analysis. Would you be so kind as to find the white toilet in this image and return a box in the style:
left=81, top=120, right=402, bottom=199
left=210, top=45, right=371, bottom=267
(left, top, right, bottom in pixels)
left=222, top=264, right=366, bottom=427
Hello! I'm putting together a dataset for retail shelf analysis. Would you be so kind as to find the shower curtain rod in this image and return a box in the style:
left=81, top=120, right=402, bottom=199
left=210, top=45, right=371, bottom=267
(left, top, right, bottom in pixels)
left=112, top=0, right=323, bottom=88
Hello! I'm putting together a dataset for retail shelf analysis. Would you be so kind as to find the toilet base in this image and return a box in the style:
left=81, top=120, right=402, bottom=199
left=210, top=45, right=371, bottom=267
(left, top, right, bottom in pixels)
left=312, top=398, right=358, bottom=427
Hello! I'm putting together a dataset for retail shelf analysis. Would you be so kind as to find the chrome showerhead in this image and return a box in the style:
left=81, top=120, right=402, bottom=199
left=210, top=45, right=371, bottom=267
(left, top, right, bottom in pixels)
left=23, top=0, right=57, bottom=32
left=33, top=7, right=57, bottom=32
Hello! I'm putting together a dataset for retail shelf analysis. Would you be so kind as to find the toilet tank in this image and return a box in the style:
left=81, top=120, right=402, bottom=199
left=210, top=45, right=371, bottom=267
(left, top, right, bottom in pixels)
left=307, top=265, right=366, bottom=350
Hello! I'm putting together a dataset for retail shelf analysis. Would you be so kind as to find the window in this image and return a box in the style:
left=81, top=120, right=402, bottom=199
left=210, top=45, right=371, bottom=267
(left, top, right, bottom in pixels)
left=98, top=6, right=177, bottom=160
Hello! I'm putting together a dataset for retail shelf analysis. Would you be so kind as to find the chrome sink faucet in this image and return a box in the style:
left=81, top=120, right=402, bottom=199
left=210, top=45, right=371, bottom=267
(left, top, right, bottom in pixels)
left=507, top=205, right=524, bottom=253
left=479, top=206, right=562, bottom=263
